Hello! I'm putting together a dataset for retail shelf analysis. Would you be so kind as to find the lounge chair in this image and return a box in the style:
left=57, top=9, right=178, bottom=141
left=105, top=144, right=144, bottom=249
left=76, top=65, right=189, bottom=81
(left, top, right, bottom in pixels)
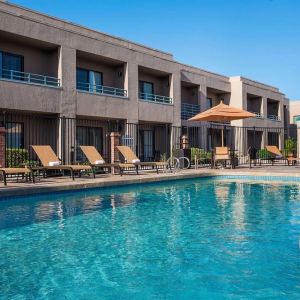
left=265, top=145, right=291, bottom=165
left=116, top=146, right=169, bottom=175
left=0, top=167, right=34, bottom=186
left=80, top=146, right=120, bottom=173
left=31, top=145, right=93, bottom=180
left=213, top=147, right=232, bottom=168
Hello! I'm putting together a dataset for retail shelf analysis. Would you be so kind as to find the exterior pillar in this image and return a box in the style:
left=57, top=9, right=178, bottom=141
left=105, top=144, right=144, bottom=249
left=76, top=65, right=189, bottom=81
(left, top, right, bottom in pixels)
left=58, top=116, right=76, bottom=164
left=0, top=126, right=5, bottom=167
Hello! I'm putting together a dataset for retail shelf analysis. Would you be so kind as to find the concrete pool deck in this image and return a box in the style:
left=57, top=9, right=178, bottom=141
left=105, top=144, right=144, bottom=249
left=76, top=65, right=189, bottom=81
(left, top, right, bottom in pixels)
left=1, top=165, right=300, bottom=198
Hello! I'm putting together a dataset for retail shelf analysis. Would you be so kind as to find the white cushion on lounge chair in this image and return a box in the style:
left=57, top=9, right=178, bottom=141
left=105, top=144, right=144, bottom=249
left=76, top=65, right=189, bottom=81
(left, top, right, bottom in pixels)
left=49, top=161, right=60, bottom=166
left=275, top=155, right=283, bottom=159
left=131, top=159, right=140, bottom=163
left=94, top=160, right=105, bottom=165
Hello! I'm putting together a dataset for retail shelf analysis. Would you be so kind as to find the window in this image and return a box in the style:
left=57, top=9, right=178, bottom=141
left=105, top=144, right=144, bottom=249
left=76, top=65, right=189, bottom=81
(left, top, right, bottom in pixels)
left=6, top=122, right=24, bottom=148
left=76, top=68, right=103, bottom=92
left=139, top=81, right=154, bottom=99
left=267, top=132, right=279, bottom=147
left=0, top=51, right=24, bottom=80
left=76, top=126, right=103, bottom=161
left=293, top=116, right=300, bottom=124
left=207, top=97, right=212, bottom=109
left=139, top=129, right=154, bottom=162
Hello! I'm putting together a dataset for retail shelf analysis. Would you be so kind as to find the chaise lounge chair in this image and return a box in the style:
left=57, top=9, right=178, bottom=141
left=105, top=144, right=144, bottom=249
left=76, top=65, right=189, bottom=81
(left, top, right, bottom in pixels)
left=80, top=146, right=120, bottom=174
left=116, top=145, right=169, bottom=176
left=32, top=145, right=93, bottom=180
left=265, top=145, right=295, bottom=165
left=213, top=147, right=232, bottom=168
left=0, top=167, right=34, bottom=186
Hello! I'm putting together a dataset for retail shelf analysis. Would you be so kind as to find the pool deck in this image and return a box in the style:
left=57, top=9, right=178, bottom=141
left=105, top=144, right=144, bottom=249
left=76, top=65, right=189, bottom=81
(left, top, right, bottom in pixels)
left=1, top=165, right=300, bottom=198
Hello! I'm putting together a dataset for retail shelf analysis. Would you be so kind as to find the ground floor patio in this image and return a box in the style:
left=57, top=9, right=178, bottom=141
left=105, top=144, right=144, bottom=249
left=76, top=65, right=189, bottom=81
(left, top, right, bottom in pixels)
left=1, top=165, right=300, bottom=198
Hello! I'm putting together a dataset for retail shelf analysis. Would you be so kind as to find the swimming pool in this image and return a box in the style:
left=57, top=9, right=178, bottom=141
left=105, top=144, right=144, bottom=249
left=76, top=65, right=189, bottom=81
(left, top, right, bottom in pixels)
left=0, top=178, right=300, bottom=299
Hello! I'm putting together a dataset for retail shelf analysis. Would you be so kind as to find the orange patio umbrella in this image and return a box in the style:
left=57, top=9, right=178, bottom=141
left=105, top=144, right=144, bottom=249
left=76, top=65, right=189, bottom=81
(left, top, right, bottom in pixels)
left=188, top=101, right=255, bottom=146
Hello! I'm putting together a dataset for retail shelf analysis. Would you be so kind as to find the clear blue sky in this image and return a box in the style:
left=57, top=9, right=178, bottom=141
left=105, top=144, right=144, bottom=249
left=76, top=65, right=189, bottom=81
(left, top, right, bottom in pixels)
left=10, top=0, right=300, bottom=99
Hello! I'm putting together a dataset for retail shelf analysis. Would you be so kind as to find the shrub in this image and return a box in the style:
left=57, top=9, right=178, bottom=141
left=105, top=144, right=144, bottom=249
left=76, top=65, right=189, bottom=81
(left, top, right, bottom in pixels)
left=160, top=152, right=167, bottom=162
left=6, top=148, right=28, bottom=167
left=257, top=149, right=271, bottom=159
left=191, top=147, right=212, bottom=162
left=284, top=138, right=297, bottom=156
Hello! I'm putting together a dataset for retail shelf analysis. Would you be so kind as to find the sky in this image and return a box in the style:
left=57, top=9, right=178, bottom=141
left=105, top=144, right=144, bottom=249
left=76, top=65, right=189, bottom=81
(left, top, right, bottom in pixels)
left=9, top=0, right=300, bottom=99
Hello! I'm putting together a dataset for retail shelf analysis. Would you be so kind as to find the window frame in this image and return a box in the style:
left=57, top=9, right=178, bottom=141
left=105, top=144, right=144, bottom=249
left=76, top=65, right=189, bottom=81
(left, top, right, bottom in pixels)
left=139, top=80, right=154, bottom=95
left=76, top=67, right=103, bottom=91
left=5, top=121, right=25, bottom=149
left=0, top=51, right=24, bottom=80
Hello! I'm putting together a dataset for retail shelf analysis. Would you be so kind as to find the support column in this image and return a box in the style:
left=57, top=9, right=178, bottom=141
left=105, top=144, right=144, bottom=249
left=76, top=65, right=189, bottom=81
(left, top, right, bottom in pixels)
left=198, top=85, right=208, bottom=150
left=262, top=97, right=268, bottom=120
left=58, top=46, right=77, bottom=164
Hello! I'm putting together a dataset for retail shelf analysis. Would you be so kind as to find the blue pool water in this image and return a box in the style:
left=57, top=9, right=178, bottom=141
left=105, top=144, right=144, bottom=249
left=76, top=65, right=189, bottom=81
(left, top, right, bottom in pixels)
left=0, top=178, right=300, bottom=299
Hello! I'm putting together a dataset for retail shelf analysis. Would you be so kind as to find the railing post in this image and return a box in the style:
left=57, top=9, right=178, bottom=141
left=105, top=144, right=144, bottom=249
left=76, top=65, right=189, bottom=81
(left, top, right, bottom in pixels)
left=0, top=123, right=5, bottom=168
left=110, top=132, right=121, bottom=174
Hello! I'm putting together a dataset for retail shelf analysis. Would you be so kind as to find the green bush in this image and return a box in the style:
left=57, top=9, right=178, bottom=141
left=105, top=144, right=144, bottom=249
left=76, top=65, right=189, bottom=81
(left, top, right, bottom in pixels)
left=160, top=152, right=167, bottom=162
left=191, top=147, right=212, bottom=162
left=6, top=148, right=28, bottom=167
left=284, top=138, right=297, bottom=156
left=257, top=149, right=271, bottom=159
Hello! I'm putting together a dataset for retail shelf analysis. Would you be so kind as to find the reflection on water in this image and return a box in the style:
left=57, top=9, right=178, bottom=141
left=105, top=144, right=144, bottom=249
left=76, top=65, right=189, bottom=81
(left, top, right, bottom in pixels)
left=1, top=179, right=300, bottom=299
left=0, top=190, right=140, bottom=230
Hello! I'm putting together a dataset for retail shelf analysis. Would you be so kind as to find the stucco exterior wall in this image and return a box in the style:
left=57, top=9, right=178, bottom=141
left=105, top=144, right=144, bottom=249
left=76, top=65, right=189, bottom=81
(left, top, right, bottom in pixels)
left=0, top=1, right=289, bottom=130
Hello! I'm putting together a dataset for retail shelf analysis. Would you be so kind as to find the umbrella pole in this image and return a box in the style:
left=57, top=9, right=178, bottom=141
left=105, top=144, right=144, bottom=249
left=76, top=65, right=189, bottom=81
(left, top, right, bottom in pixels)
left=221, top=128, right=224, bottom=147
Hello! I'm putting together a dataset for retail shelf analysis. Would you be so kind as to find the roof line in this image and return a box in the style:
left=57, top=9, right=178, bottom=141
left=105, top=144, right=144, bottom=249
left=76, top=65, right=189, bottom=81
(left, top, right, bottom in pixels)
left=2, top=1, right=173, bottom=57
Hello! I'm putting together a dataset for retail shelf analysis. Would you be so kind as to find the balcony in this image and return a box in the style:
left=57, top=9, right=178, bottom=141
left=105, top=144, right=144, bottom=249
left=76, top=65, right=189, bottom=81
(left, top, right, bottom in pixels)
left=0, top=69, right=60, bottom=87
left=77, top=82, right=127, bottom=97
left=139, top=92, right=173, bottom=104
left=267, top=114, right=281, bottom=121
left=181, top=103, right=200, bottom=120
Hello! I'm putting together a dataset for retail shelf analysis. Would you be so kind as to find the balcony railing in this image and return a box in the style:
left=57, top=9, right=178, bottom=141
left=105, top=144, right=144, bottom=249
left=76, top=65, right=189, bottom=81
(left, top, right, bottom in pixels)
left=267, top=114, right=281, bottom=121
left=0, top=69, right=60, bottom=87
left=77, top=82, right=127, bottom=97
left=250, top=111, right=264, bottom=119
left=181, top=103, right=200, bottom=120
left=139, top=92, right=173, bottom=104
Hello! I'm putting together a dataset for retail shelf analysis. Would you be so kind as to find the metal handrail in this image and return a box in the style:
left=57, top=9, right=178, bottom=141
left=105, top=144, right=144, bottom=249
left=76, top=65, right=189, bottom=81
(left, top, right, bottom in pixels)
left=0, top=68, right=60, bottom=87
left=139, top=92, right=173, bottom=104
left=267, top=114, right=281, bottom=121
left=77, top=82, right=127, bottom=97
left=250, top=111, right=264, bottom=119
left=181, top=102, right=200, bottom=120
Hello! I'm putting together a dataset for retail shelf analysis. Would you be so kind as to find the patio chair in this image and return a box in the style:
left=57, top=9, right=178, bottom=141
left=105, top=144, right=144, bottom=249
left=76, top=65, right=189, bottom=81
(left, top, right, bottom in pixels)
left=265, top=145, right=297, bottom=165
left=213, top=147, right=232, bottom=168
left=31, top=145, right=93, bottom=180
left=0, top=167, right=34, bottom=186
left=80, top=146, right=120, bottom=174
left=116, top=146, right=169, bottom=175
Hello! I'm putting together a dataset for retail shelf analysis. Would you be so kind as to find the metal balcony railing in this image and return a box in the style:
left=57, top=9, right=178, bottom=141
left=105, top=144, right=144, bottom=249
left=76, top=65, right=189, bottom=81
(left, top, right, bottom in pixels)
left=0, top=69, right=60, bottom=87
left=77, top=82, right=127, bottom=97
left=267, top=114, right=281, bottom=121
left=139, top=92, right=173, bottom=104
left=181, top=102, right=200, bottom=120
left=250, top=111, right=264, bottom=119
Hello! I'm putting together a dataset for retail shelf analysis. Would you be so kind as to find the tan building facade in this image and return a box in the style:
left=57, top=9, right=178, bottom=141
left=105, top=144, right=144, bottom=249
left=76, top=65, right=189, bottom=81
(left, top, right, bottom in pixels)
left=289, top=101, right=300, bottom=124
left=0, top=1, right=290, bottom=164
